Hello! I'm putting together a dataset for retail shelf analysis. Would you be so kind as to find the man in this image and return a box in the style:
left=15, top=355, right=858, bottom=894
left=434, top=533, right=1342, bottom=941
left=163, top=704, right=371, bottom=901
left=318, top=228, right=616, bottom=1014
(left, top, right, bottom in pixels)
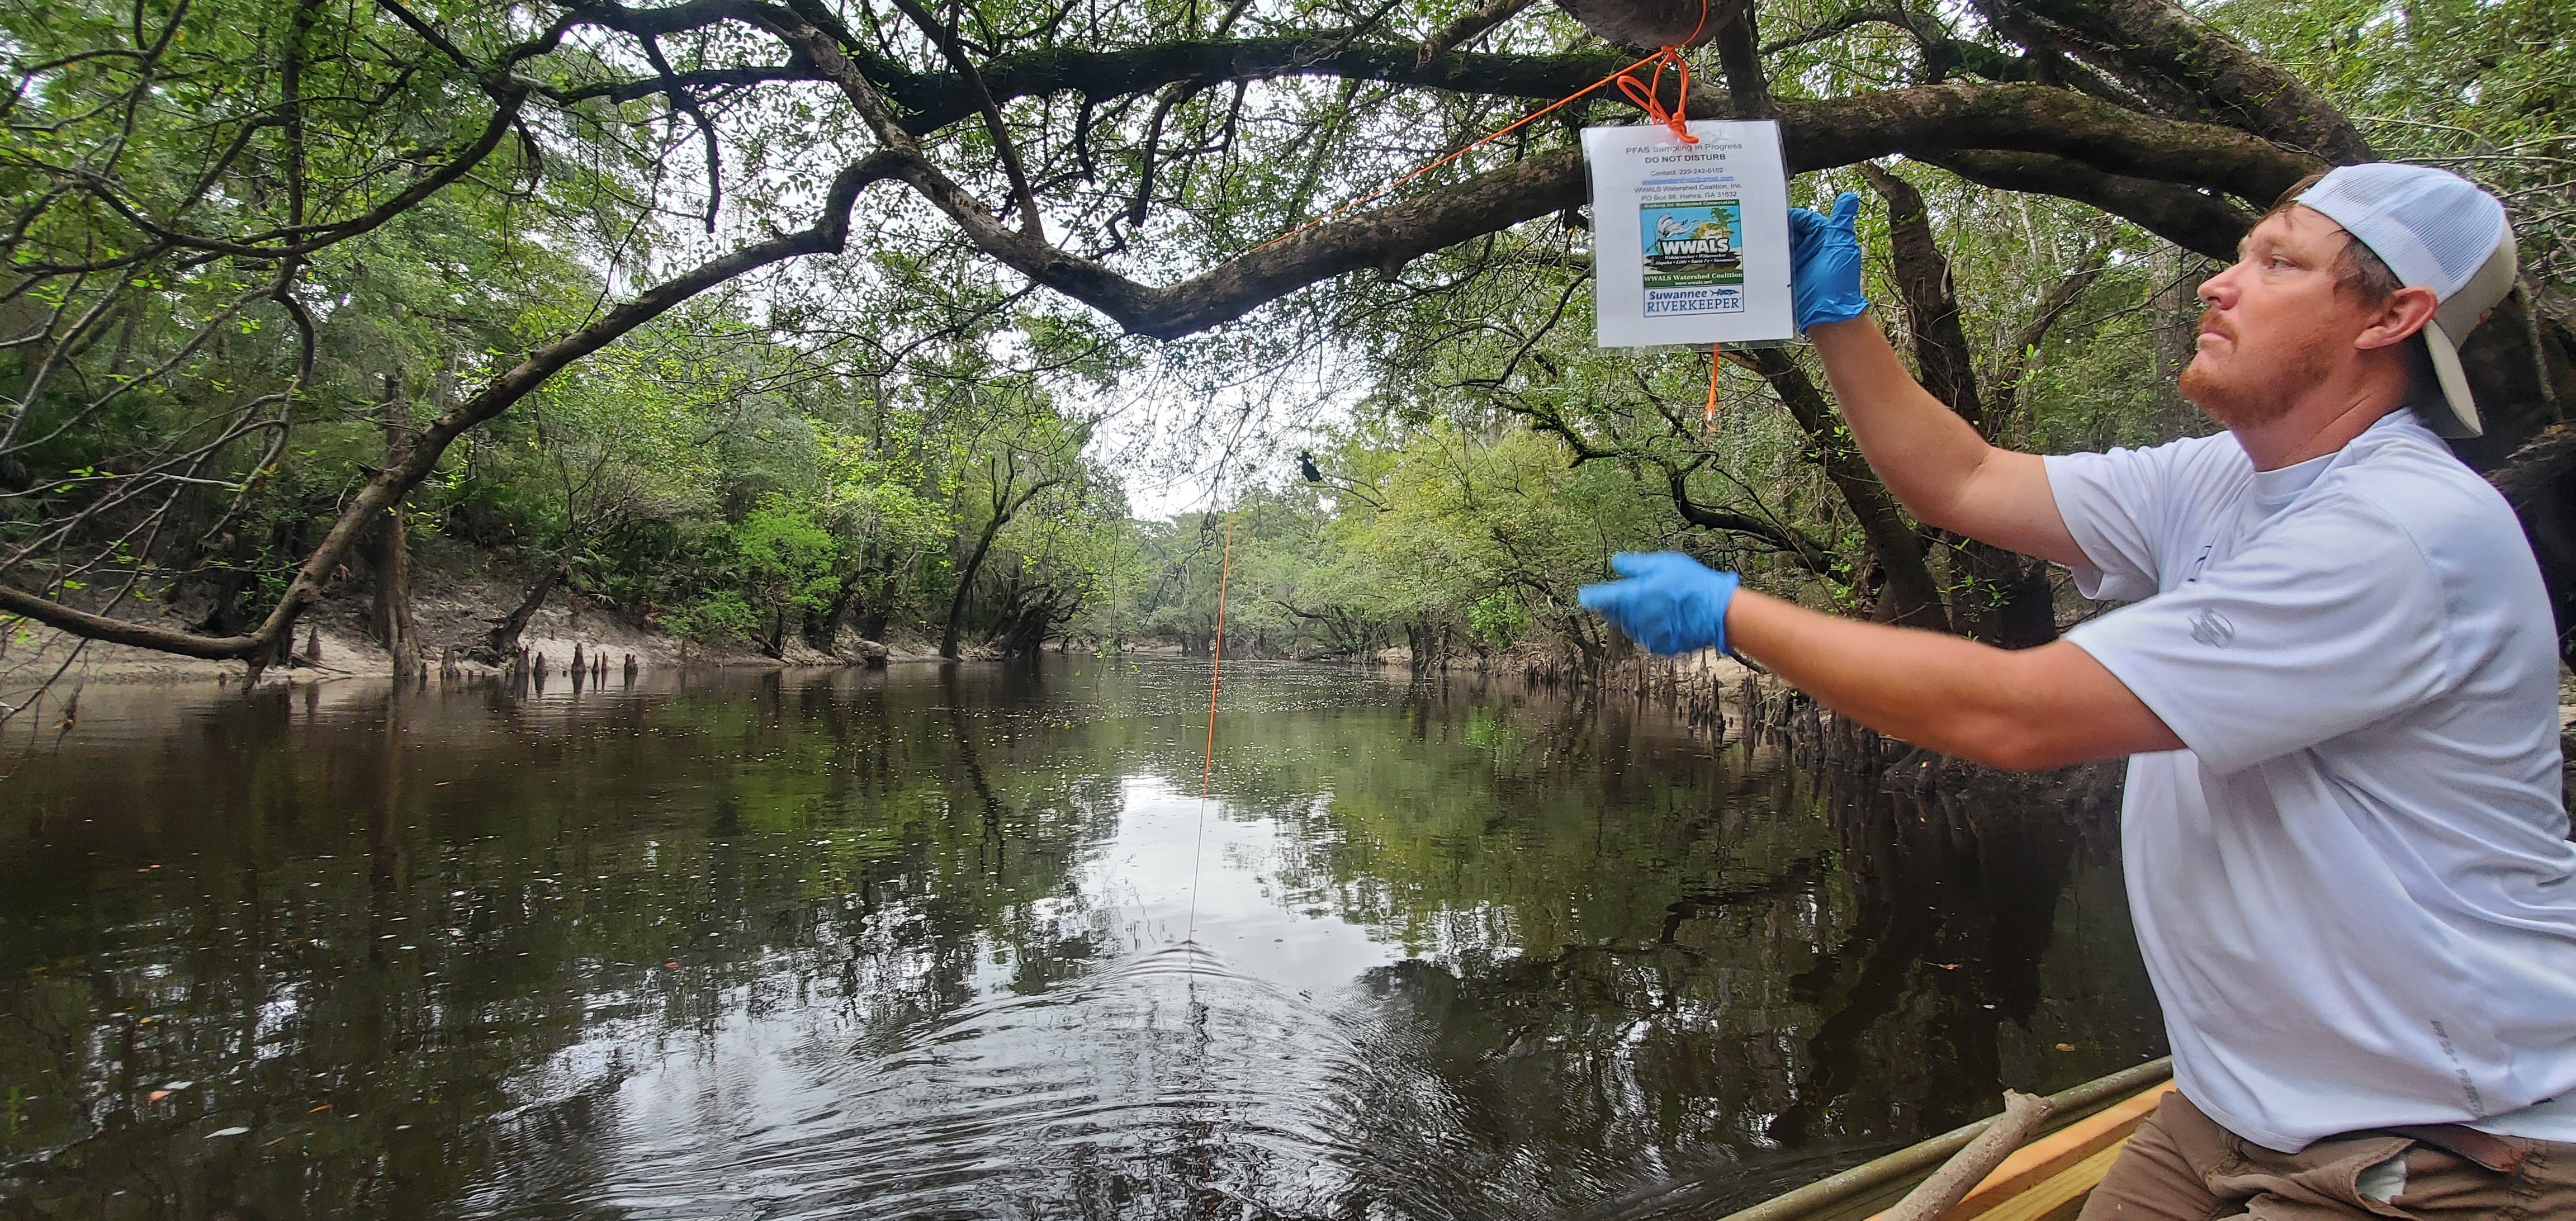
left=1580, top=164, right=2576, bottom=1218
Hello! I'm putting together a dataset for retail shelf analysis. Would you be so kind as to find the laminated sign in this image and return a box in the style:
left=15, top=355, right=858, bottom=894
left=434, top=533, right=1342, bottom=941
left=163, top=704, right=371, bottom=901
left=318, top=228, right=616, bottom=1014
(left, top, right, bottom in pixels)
left=1583, top=120, right=1794, bottom=348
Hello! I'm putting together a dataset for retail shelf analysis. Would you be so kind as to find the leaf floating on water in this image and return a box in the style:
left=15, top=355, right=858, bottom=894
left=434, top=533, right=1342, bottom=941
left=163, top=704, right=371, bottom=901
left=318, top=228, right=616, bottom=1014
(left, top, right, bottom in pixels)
left=207, top=1127, right=250, bottom=1138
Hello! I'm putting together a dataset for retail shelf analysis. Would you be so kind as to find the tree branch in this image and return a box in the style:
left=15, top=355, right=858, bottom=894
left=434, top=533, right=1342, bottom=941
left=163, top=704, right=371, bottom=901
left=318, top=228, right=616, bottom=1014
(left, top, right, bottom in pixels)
left=1419, top=0, right=1537, bottom=64
left=636, top=32, right=726, bottom=231
left=766, top=28, right=2324, bottom=341
left=1770, top=82, right=2323, bottom=203
left=0, top=154, right=904, bottom=659
left=1910, top=148, right=2258, bottom=261
left=2489, top=422, right=2576, bottom=507
left=883, top=0, right=1043, bottom=233
left=1861, top=162, right=1984, bottom=429
left=1711, top=2, right=1773, bottom=120
left=1736, top=347, right=1949, bottom=630
left=1988, top=246, right=2109, bottom=426
left=1981, top=0, right=2371, bottom=162
left=1663, top=469, right=1841, bottom=576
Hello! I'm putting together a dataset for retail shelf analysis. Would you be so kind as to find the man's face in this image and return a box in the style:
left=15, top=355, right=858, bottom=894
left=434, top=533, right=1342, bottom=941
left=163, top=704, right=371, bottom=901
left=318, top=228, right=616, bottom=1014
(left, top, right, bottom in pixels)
left=2180, top=206, right=2380, bottom=429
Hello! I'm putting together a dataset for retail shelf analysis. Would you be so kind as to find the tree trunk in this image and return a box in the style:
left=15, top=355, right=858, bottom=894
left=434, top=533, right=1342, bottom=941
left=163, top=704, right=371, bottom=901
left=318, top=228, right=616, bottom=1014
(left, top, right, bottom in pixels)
left=996, top=597, right=1064, bottom=657
left=808, top=546, right=889, bottom=654
left=1741, top=348, right=1952, bottom=631
left=2455, top=289, right=2576, bottom=665
left=942, top=513, right=1009, bottom=660
left=943, top=471, right=1070, bottom=660
left=1862, top=164, right=1985, bottom=430
left=857, top=594, right=892, bottom=644
left=2145, top=245, right=2212, bottom=441
left=1942, top=541, right=2061, bottom=649
left=483, top=563, right=564, bottom=660
left=763, top=608, right=788, bottom=659
left=1407, top=617, right=1443, bottom=674
left=371, top=379, right=424, bottom=676
left=808, top=578, right=856, bottom=654
left=1992, top=561, right=2060, bottom=649
left=371, top=494, right=420, bottom=677
left=196, top=567, right=255, bottom=637
left=1865, top=164, right=2083, bottom=646
left=803, top=599, right=845, bottom=654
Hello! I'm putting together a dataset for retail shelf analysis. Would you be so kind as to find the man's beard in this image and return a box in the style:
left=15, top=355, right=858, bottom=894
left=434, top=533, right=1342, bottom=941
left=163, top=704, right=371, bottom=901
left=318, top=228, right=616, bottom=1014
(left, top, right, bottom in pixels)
left=2177, top=319, right=2337, bottom=430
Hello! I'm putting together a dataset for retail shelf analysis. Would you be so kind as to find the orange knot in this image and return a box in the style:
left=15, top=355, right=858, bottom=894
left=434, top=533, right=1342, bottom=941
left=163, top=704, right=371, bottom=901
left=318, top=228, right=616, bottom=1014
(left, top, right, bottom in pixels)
left=1614, top=47, right=1698, bottom=143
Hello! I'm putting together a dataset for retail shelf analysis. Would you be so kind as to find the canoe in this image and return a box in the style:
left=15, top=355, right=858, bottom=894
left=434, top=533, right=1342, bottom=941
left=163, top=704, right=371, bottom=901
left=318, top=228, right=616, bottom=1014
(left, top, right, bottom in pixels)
left=1716, top=1058, right=2177, bottom=1221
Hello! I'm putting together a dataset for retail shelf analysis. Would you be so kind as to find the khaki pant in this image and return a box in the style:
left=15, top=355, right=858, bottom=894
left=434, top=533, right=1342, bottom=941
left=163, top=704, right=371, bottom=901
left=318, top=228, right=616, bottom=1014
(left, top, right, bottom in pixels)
left=2080, top=1091, right=2576, bottom=1220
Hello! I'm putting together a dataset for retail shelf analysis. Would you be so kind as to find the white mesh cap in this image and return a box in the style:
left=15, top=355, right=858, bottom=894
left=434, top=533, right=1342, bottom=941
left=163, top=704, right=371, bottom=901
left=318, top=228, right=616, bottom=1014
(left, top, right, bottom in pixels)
left=2296, top=163, right=2517, bottom=438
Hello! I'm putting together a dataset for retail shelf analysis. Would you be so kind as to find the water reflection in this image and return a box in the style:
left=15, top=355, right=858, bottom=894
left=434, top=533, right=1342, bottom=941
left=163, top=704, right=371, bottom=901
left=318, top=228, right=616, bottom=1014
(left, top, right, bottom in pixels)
left=0, top=660, right=2160, bottom=1218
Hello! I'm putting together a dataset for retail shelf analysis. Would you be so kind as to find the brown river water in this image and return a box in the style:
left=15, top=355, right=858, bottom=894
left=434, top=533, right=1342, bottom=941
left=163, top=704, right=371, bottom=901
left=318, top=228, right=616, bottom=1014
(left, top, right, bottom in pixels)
left=0, top=658, right=2163, bottom=1219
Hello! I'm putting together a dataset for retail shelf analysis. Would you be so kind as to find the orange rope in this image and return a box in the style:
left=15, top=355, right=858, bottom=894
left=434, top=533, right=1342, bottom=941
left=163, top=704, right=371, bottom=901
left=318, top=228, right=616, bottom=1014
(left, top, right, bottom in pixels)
left=1248, top=1, right=1711, bottom=259
left=1613, top=47, right=1698, bottom=144
left=1247, top=57, right=1651, bottom=258
left=1705, top=341, right=1723, bottom=428
left=1199, top=508, right=1235, bottom=802
left=1185, top=505, right=1236, bottom=947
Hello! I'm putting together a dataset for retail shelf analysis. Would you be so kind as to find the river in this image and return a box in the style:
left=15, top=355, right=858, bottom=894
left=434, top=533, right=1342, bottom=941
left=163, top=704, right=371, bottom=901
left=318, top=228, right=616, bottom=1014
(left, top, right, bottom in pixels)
left=0, top=658, right=2163, bottom=1219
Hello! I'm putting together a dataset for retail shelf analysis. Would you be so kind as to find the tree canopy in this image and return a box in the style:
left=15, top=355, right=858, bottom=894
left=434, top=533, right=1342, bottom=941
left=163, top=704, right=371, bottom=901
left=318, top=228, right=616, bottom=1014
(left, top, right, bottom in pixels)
left=3, top=0, right=2572, bottom=679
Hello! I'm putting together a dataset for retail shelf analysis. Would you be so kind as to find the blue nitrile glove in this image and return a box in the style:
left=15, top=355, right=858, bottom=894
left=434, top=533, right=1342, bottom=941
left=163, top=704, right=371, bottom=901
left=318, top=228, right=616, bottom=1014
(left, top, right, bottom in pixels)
left=1787, top=191, right=1868, bottom=332
left=1577, top=552, right=1740, bottom=655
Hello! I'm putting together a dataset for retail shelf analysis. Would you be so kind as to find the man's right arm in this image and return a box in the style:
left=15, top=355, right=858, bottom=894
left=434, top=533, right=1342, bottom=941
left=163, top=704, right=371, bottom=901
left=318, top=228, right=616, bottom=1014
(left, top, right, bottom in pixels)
left=1806, top=316, right=2090, bottom=570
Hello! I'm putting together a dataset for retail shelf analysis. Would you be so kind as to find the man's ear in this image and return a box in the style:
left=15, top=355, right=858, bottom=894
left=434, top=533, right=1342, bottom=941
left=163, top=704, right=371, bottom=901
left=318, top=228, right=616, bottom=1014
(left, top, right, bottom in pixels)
left=2357, top=285, right=2440, bottom=352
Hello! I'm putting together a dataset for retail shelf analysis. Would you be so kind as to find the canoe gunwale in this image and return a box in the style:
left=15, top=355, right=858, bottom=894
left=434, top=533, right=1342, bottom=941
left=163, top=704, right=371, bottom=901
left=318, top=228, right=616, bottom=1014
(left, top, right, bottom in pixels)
left=1712, top=1058, right=2177, bottom=1221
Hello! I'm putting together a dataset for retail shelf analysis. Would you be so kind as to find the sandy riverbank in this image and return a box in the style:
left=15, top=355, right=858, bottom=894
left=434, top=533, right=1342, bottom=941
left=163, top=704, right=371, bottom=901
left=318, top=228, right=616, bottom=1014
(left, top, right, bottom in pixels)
left=0, top=541, right=947, bottom=704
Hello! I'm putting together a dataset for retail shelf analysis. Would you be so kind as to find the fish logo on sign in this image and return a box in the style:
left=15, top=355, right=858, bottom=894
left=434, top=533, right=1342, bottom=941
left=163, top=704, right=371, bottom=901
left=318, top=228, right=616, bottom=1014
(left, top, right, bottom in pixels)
left=2189, top=607, right=2236, bottom=648
left=1641, top=201, right=1745, bottom=283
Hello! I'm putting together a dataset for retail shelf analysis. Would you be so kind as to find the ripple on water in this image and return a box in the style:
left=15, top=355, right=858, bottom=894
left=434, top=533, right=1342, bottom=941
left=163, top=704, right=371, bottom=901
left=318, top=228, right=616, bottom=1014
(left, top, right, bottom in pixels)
left=12, top=664, right=2159, bottom=1220
left=479, top=942, right=1508, bottom=1221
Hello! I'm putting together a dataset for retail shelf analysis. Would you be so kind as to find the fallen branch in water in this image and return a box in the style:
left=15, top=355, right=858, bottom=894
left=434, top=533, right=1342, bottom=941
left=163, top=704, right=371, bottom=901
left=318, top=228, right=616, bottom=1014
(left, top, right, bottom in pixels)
left=1883, top=1089, right=2055, bottom=1221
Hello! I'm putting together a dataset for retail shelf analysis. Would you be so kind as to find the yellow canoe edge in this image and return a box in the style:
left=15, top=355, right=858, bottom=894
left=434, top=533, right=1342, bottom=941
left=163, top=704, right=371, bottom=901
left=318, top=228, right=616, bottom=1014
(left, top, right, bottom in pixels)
left=1712, top=1058, right=2176, bottom=1221
left=1921, top=1081, right=2176, bottom=1221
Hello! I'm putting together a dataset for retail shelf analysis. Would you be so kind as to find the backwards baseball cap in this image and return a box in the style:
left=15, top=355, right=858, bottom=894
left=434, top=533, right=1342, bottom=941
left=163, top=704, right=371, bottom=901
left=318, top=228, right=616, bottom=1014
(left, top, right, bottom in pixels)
left=2295, top=163, right=2517, bottom=438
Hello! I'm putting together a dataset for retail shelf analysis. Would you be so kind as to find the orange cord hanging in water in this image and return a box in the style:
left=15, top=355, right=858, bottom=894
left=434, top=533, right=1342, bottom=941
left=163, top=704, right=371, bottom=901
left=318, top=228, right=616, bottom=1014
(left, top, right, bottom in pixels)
left=1199, top=509, right=1235, bottom=802
left=1178, top=0, right=1717, bottom=968
left=1185, top=506, right=1237, bottom=946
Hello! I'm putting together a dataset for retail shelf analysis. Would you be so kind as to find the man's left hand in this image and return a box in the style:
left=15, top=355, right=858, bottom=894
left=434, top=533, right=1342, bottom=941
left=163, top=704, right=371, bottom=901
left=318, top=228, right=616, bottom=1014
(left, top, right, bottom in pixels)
left=1578, top=552, right=1739, bottom=655
left=1788, top=191, right=1868, bottom=333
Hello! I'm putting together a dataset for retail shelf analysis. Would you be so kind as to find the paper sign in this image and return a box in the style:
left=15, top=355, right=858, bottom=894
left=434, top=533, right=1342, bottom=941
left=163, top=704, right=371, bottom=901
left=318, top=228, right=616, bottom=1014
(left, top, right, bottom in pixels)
left=1584, top=120, right=1794, bottom=348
